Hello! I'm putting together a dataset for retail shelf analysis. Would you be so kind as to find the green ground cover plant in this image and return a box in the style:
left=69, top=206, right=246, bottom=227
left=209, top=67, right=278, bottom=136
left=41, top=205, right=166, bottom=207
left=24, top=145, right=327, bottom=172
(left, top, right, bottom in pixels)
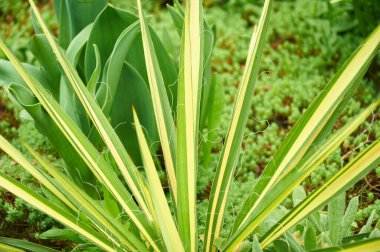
left=0, top=0, right=377, bottom=250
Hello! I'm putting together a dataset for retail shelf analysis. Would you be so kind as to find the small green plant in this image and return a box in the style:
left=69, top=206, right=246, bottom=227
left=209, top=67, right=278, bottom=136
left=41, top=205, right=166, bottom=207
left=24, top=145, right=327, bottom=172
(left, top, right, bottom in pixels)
left=0, top=0, right=380, bottom=251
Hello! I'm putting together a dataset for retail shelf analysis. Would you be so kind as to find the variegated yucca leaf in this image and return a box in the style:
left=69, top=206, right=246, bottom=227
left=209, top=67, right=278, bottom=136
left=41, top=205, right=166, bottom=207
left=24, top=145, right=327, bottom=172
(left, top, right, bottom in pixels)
left=136, top=0, right=178, bottom=204
left=204, top=1, right=272, bottom=251
left=222, top=22, right=380, bottom=251
left=28, top=0, right=156, bottom=225
left=260, top=140, right=380, bottom=248
left=176, top=0, right=203, bottom=251
left=0, top=0, right=379, bottom=251
left=0, top=39, right=160, bottom=251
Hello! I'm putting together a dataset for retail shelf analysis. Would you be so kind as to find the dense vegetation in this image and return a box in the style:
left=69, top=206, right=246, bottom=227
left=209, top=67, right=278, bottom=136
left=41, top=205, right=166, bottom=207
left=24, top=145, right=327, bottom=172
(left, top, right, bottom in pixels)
left=0, top=0, right=379, bottom=251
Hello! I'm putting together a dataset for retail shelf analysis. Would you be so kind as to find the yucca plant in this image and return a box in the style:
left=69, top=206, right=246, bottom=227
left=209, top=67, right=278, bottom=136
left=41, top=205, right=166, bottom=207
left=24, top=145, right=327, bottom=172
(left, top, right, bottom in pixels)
left=0, top=0, right=380, bottom=251
left=0, top=0, right=218, bottom=196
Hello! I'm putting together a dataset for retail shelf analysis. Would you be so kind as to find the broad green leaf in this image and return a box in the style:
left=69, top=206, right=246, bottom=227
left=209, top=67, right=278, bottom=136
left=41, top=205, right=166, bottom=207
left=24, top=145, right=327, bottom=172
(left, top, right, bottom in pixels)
left=65, top=24, right=93, bottom=65
left=84, top=4, right=177, bottom=103
left=0, top=60, right=49, bottom=89
left=134, top=109, right=184, bottom=252
left=65, top=0, right=107, bottom=39
left=203, top=1, right=272, bottom=251
left=52, top=0, right=106, bottom=49
left=28, top=34, right=61, bottom=98
left=52, top=0, right=70, bottom=48
left=84, top=4, right=137, bottom=81
left=97, top=21, right=140, bottom=113
left=96, top=22, right=159, bottom=164
left=8, top=83, right=95, bottom=188
left=84, top=4, right=175, bottom=166
left=8, top=83, right=95, bottom=190
left=105, top=63, right=157, bottom=165
left=260, top=140, right=380, bottom=248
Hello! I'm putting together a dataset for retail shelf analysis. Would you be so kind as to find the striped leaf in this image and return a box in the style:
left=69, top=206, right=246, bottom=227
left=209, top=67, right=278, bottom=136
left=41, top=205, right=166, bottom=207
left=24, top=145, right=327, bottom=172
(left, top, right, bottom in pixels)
left=176, top=0, right=203, bottom=251
left=203, top=1, right=272, bottom=251
left=260, top=140, right=380, bottom=248
left=225, top=99, right=379, bottom=250
left=134, top=109, right=184, bottom=252
left=0, top=135, right=75, bottom=212
left=0, top=173, right=115, bottom=251
left=24, top=144, right=148, bottom=251
left=27, top=0, right=156, bottom=226
left=224, top=24, right=380, bottom=251
left=136, top=0, right=178, bottom=203
left=0, top=39, right=158, bottom=250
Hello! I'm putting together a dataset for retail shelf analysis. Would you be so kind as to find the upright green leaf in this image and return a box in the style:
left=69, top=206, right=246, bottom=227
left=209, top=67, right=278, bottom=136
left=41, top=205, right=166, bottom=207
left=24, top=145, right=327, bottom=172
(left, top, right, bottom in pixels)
left=137, top=0, right=178, bottom=202
left=203, top=1, right=272, bottom=251
left=134, top=109, right=184, bottom=252
left=341, top=196, right=359, bottom=238
left=65, top=0, right=107, bottom=38
left=176, top=0, right=203, bottom=250
left=28, top=0, right=159, bottom=237
left=52, top=0, right=106, bottom=49
left=359, top=210, right=376, bottom=234
left=29, top=34, right=61, bottom=98
left=328, top=193, right=346, bottom=246
left=52, top=0, right=70, bottom=48
left=304, top=224, right=318, bottom=251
